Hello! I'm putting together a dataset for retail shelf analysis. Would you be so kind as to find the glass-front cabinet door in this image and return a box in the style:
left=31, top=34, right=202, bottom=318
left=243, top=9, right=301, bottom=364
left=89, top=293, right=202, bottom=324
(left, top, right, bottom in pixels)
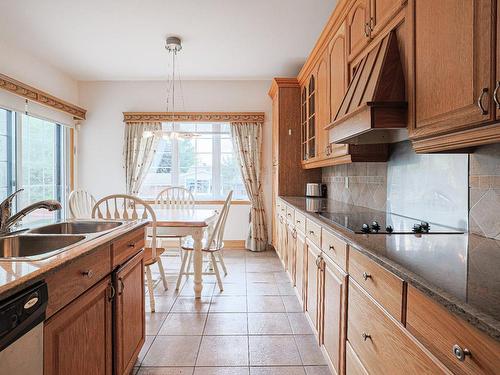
left=301, top=87, right=308, bottom=161
left=307, top=75, right=316, bottom=160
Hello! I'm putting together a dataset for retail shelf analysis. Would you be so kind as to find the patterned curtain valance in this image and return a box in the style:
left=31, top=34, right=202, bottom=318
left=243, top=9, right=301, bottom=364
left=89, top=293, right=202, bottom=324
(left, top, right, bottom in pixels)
left=123, top=112, right=265, bottom=124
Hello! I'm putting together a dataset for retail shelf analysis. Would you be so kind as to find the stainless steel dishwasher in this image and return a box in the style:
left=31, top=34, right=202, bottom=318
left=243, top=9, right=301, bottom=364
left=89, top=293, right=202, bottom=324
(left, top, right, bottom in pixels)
left=0, top=281, right=48, bottom=375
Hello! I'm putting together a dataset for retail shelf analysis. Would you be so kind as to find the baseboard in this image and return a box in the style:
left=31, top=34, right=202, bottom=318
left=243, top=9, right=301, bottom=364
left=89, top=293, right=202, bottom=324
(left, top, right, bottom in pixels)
left=160, top=239, right=246, bottom=249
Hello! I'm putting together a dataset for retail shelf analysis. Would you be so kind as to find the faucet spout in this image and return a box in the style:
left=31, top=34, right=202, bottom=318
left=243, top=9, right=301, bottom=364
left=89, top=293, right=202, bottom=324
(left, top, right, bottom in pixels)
left=0, top=198, right=62, bottom=234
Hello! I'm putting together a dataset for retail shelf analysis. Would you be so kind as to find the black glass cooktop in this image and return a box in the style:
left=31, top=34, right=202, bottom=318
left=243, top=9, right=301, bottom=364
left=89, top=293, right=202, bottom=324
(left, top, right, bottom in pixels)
left=318, top=209, right=464, bottom=234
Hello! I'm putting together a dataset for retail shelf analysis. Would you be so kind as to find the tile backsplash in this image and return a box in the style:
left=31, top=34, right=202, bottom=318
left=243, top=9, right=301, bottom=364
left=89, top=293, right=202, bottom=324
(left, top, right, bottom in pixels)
left=322, top=162, right=387, bottom=211
left=469, top=143, right=500, bottom=240
left=322, top=141, right=500, bottom=240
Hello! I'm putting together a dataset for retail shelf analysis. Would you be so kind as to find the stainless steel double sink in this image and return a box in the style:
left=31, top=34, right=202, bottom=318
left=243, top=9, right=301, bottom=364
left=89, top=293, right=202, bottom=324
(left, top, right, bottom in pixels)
left=0, top=221, right=123, bottom=261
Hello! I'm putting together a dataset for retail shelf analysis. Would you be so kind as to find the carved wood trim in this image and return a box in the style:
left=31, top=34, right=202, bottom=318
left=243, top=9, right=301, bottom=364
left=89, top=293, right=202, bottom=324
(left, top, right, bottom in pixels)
left=123, top=112, right=265, bottom=123
left=0, top=73, right=86, bottom=120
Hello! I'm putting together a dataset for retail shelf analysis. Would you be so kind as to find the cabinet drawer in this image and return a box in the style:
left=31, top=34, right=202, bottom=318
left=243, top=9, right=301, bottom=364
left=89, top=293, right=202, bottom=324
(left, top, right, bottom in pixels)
left=294, top=211, right=306, bottom=233
left=112, top=228, right=145, bottom=267
left=407, top=286, right=500, bottom=375
left=321, top=228, right=348, bottom=271
left=348, top=247, right=404, bottom=321
left=306, top=218, right=321, bottom=247
left=46, top=243, right=111, bottom=318
left=286, top=206, right=295, bottom=223
left=346, top=340, right=368, bottom=375
left=348, top=282, right=449, bottom=375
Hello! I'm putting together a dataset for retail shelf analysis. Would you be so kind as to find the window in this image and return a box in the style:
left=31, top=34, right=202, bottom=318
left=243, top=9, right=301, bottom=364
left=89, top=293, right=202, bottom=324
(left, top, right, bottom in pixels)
left=140, top=122, right=247, bottom=200
left=0, top=107, right=71, bottom=224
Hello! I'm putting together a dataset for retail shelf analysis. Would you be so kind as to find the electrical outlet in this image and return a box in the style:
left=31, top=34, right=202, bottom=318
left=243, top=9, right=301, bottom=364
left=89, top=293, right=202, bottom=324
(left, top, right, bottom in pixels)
left=345, top=176, right=349, bottom=189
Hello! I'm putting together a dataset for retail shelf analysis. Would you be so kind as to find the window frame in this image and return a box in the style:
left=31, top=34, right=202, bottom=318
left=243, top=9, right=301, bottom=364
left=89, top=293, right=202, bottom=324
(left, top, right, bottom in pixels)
left=0, top=106, right=73, bottom=220
left=139, top=122, right=249, bottom=203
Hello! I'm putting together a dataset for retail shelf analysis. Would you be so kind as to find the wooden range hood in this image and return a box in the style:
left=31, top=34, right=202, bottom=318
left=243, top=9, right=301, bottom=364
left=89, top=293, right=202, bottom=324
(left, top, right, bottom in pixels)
left=327, top=31, right=407, bottom=144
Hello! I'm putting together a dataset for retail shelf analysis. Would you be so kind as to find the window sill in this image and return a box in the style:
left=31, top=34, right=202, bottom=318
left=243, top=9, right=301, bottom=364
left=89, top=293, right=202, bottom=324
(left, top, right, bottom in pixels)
left=143, top=199, right=251, bottom=205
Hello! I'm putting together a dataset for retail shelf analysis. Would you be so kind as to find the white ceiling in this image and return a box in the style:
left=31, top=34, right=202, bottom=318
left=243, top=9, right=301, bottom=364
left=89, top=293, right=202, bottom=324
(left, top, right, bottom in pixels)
left=0, top=0, right=337, bottom=81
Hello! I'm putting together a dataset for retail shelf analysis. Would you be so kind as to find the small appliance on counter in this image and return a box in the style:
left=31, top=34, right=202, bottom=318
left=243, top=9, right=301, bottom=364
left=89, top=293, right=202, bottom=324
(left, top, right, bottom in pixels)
left=306, top=183, right=327, bottom=198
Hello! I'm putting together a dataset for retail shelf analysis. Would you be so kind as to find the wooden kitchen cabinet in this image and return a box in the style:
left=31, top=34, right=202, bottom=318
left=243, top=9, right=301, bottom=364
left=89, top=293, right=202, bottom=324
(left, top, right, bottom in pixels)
left=287, top=224, right=297, bottom=284
left=496, top=0, right=500, bottom=120
left=269, top=79, right=321, bottom=246
left=114, top=250, right=145, bottom=375
left=316, top=50, right=330, bottom=160
left=347, top=0, right=371, bottom=58
left=295, top=230, right=306, bottom=307
left=348, top=281, right=450, bottom=374
left=319, top=254, right=347, bottom=375
left=369, top=0, right=404, bottom=37
left=409, top=0, right=498, bottom=152
left=305, top=239, right=322, bottom=333
left=44, top=276, right=113, bottom=375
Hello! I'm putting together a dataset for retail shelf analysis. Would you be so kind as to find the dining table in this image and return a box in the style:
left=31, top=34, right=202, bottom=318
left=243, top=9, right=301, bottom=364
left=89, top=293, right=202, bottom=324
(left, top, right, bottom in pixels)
left=152, top=207, right=218, bottom=298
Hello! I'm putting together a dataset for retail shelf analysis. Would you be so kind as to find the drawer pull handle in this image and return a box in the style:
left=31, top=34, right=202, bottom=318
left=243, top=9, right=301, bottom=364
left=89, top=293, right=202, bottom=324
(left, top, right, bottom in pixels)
left=309, top=230, right=315, bottom=235
left=296, top=220, right=301, bottom=223
left=81, top=269, right=94, bottom=278
left=287, top=213, right=291, bottom=217
left=362, top=332, right=371, bottom=341
left=362, top=272, right=372, bottom=281
left=452, top=344, right=471, bottom=362
left=477, top=88, right=488, bottom=115
left=329, top=245, right=335, bottom=252
left=128, top=242, right=136, bottom=248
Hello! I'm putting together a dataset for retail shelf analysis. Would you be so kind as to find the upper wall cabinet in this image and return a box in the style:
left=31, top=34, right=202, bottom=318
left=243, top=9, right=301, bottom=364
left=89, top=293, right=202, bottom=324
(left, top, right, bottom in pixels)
left=347, top=0, right=371, bottom=58
left=316, top=50, right=330, bottom=160
left=496, top=0, right=500, bottom=120
left=369, top=0, right=405, bottom=37
left=329, top=22, right=348, bottom=123
left=409, top=0, right=500, bottom=152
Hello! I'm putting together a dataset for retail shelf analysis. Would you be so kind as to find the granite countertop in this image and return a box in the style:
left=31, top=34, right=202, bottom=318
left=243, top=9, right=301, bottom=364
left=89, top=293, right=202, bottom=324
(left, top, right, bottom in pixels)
left=0, top=219, right=149, bottom=300
left=281, top=196, right=500, bottom=342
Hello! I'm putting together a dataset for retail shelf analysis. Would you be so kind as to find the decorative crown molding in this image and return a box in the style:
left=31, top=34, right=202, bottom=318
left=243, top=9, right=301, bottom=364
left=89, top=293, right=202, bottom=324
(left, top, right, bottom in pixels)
left=0, top=73, right=86, bottom=120
left=123, top=112, right=265, bottom=123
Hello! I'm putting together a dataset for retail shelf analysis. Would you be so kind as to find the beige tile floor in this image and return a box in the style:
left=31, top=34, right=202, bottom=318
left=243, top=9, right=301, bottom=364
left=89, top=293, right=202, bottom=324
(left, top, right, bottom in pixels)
left=135, top=249, right=332, bottom=375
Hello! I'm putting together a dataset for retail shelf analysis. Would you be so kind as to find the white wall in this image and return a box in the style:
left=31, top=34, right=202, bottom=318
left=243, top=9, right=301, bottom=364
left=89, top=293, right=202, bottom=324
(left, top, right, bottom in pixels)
left=77, top=80, right=272, bottom=241
left=0, top=39, right=78, bottom=103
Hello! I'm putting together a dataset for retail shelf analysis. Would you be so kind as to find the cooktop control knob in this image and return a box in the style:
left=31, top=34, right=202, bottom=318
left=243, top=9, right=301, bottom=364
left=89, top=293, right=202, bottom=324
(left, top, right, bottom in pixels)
left=420, top=221, right=430, bottom=232
left=412, top=224, right=423, bottom=233
left=361, top=223, right=371, bottom=233
left=385, top=225, right=394, bottom=233
left=371, top=221, right=381, bottom=232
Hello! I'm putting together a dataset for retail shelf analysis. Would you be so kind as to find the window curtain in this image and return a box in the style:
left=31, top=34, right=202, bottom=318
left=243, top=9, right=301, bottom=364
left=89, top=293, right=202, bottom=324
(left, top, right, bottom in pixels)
left=123, top=122, right=161, bottom=196
left=230, top=122, right=268, bottom=252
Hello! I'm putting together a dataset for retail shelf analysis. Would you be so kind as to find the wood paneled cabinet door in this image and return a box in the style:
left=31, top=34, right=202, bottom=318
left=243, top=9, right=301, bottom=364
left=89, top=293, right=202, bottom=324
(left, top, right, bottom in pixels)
left=305, top=240, right=321, bottom=333
left=302, top=75, right=317, bottom=161
left=369, top=0, right=404, bottom=37
left=328, top=22, right=349, bottom=159
left=316, top=49, right=330, bottom=160
left=319, top=255, right=347, bottom=375
left=44, top=276, right=113, bottom=375
left=287, top=225, right=297, bottom=284
left=347, top=0, right=370, bottom=58
left=409, top=0, right=493, bottom=139
left=114, top=250, right=145, bottom=375
left=496, top=0, right=500, bottom=119
left=295, top=230, right=306, bottom=307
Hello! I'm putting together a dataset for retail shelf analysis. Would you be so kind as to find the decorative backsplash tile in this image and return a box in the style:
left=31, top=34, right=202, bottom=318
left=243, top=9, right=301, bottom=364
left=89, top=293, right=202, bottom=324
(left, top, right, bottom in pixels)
left=322, top=162, right=387, bottom=211
left=469, top=143, right=500, bottom=240
left=322, top=141, right=500, bottom=240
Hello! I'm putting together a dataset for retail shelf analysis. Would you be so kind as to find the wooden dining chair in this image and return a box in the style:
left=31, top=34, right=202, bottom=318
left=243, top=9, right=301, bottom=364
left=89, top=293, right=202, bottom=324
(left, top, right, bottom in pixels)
left=68, top=189, right=97, bottom=219
left=91, top=194, right=168, bottom=312
left=154, top=187, right=195, bottom=257
left=176, top=191, right=233, bottom=292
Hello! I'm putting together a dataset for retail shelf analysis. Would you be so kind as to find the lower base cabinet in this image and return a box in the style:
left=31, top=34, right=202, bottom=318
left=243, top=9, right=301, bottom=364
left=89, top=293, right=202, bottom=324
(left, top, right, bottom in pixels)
left=305, top=240, right=321, bottom=331
left=43, top=229, right=146, bottom=375
left=348, top=281, right=449, bottom=374
left=44, top=276, right=113, bottom=375
left=295, top=230, right=306, bottom=307
left=346, top=341, right=368, bottom=375
left=320, top=254, right=347, bottom=375
left=114, top=251, right=146, bottom=375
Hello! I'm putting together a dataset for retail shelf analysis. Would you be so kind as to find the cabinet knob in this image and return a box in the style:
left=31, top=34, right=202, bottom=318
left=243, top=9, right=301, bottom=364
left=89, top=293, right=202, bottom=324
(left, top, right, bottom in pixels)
left=452, top=344, right=471, bottom=362
left=128, top=242, right=136, bottom=248
left=329, top=245, right=335, bottom=252
left=364, top=22, right=370, bottom=37
left=493, top=81, right=500, bottom=109
left=81, top=269, right=94, bottom=278
left=362, top=272, right=372, bottom=281
left=477, top=88, right=488, bottom=115
left=362, top=332, right=371, bottom=341
left=309, top=230, right=315, bottom=235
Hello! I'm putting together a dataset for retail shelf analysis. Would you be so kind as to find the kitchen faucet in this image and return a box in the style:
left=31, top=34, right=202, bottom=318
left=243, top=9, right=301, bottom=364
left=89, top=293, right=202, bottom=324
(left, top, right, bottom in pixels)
left=0, top=189, right=62, bottom=235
